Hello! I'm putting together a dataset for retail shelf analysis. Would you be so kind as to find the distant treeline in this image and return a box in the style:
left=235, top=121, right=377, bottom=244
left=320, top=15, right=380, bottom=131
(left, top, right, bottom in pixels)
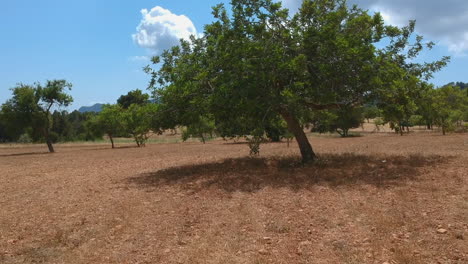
left=0, top=110, right=100, bottom=143
left=1, top=83, right=466, bottom=147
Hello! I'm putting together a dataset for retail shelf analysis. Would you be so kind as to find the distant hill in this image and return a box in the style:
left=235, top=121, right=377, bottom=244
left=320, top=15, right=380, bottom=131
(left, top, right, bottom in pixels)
left=78, top=103, right=104, bottom=113
left=78, top=100, right=160, bottom=113
left=445, top=82, right=467, bottom=90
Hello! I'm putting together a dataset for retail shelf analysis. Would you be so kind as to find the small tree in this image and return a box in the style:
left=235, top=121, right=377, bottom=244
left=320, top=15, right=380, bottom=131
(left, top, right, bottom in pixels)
left=334, top=107, right=364, bottom=137
left=181, top=115, right=216, bottom=144
left=432, top=85, right=466, bottom=135
left=378, top=78, right=420, bottom=135
left=1, top=80, right=73, bottom=152
left=122, top=104, right=158, bottom=147
left=362, top=105, right=381, bottom=123
left=91, top=104, right=125, bottom=148
left=309, top=106, right=363, bottom=137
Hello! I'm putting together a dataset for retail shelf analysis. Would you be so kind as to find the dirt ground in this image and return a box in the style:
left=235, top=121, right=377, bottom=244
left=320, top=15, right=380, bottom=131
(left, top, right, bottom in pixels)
left=1, top=132, right=467, bottom=263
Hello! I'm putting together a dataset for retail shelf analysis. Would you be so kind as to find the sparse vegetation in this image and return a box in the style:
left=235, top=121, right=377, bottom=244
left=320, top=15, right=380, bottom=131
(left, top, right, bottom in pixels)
left=0, top=1, right=467, bottom=264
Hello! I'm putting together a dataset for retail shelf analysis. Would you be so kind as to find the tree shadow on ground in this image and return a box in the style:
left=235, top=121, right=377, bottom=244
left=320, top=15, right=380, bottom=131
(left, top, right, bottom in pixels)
left=79, top=145, right=141, bottom=152
left=126, top=153, right=449, bottom=193
left=0, top=151, right=50, bottom=157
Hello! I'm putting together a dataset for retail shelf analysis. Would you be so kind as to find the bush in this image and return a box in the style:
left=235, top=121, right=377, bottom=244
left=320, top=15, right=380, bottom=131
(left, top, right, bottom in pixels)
left=17, top=133, right=32, bottom=143
left=246, top=135, right=262, bottom=156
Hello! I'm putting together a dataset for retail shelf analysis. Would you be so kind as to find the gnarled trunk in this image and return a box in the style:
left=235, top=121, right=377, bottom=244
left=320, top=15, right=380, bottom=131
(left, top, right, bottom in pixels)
left=279, top=108, right=316, bottom=163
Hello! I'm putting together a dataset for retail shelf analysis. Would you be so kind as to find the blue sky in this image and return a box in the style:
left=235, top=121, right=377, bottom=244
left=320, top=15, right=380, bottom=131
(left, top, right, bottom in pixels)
left=1, top=0, right=467, bottom=110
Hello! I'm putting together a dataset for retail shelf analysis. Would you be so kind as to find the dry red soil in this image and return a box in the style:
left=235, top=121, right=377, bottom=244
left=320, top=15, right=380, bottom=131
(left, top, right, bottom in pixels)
left=1, top=133, right=467, bottom=263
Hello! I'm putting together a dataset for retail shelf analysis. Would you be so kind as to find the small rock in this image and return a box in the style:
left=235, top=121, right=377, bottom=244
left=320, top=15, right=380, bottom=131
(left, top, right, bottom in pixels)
left=258, top=249, right=268, bottom=255
left=299, top=240, right=312, bottom=246
left=437, top=228, right=448, bottom=234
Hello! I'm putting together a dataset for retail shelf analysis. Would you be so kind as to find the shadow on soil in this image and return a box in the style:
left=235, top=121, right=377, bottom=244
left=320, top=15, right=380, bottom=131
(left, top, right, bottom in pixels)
left=0, top=151, right=50, bottom=157
left=127, top=153, right=449, bottom=193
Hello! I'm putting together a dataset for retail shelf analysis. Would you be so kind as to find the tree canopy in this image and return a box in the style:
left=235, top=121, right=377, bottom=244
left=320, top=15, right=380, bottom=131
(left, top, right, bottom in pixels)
left=145, top=0, right=449, bottom=162
left=117, top=89, right=150, bottom=109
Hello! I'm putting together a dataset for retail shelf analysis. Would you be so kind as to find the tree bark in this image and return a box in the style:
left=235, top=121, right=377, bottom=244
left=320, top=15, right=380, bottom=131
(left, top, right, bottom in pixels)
left=43, top=112, right=54, bottom=153
left=279, top=108, right=316, bottom=163
left=46, top=138, right=55, bottom=153
left=109, top=134, right=115, bottom=149
left=43, top=128, right=55, bottom=153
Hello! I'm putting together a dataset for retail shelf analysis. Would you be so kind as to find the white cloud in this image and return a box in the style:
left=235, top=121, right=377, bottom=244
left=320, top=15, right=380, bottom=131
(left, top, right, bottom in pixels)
left=132, top=6, right=197, bottom=53
left=281, top=0, right=468, bottom=55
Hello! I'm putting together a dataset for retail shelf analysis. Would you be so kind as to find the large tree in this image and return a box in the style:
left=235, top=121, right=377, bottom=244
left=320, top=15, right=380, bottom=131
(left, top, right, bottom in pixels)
left=146, top=0, right=448, bottom=163
left=1, top=80, right=73, bottom=152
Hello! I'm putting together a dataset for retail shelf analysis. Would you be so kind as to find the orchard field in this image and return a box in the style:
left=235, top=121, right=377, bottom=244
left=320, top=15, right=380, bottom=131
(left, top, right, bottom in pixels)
left=1, top=131, right=467, bottom=264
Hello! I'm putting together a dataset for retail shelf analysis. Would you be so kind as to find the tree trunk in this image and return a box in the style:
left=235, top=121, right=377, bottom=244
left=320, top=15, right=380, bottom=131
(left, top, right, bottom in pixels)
left=279, top=108, right=316, bottom=163
left=134, top=136, right=140, bottom=147
left=46, top=138, right=55, bottom=153
left=109, top=134, right=115, bottom=149
left=43, top=128, right=55, bottom=153
left=442, top=126, right=446, bottom=135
